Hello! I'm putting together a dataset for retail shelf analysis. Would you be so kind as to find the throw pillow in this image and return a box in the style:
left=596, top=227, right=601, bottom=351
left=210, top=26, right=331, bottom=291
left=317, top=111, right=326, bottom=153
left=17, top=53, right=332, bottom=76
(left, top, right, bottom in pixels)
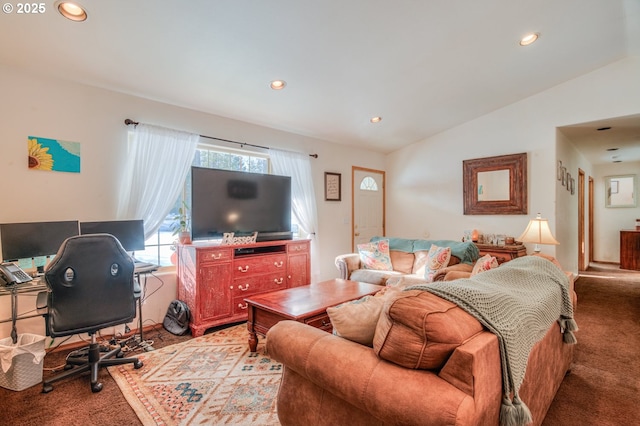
left=424, top=245, right=452, bottom=281
left=327, top=287, right=399, bottom=346
left=357, top=239, right=393, bottom=271
left=412, top=250, right=430, bottom=275
left=471, top=254, right=499, bottom=276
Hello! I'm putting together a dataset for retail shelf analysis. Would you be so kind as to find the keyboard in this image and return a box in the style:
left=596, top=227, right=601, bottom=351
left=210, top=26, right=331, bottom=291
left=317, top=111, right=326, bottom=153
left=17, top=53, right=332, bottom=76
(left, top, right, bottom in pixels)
left=133, top=261, right=158, bottom=273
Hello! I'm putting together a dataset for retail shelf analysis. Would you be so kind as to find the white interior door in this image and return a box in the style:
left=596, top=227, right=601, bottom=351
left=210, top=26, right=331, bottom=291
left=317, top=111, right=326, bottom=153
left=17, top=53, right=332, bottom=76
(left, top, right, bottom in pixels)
left=352, top=167, right=385, bottom=250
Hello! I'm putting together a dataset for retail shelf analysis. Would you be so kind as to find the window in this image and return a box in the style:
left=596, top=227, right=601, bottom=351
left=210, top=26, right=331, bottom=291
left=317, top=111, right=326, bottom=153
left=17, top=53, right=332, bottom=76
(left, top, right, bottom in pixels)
left=360, top=176, right=379, bottom=191
left=134, top=145, right=270, bottom=266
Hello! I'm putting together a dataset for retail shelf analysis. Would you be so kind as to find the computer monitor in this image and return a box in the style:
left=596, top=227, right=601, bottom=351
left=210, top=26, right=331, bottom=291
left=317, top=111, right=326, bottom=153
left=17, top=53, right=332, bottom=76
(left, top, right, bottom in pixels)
left=79, top=219, right=145, bottom=252
left=0, top=221, right=80, bottom=261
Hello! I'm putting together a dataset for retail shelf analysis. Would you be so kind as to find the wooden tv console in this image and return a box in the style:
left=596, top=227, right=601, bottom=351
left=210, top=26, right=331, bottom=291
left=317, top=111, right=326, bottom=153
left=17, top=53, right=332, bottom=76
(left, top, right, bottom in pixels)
left=176, top=239, right=311, bottom=337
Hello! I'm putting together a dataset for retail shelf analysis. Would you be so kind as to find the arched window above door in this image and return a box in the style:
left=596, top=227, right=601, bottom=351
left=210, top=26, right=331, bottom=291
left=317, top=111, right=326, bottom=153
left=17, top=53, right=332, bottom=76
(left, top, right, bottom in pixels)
left=360, top=176, right=378, bottom=191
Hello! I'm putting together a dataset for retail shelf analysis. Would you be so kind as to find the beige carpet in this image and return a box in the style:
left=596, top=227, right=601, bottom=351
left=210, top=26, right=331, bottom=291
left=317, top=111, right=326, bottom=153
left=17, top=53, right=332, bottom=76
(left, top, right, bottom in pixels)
left=109, top=323, right=281, bottom=425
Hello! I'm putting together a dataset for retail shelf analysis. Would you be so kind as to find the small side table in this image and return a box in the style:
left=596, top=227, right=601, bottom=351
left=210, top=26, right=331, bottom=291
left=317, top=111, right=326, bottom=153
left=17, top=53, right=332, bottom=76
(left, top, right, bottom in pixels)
left=475, top=243, right=527, bottom=264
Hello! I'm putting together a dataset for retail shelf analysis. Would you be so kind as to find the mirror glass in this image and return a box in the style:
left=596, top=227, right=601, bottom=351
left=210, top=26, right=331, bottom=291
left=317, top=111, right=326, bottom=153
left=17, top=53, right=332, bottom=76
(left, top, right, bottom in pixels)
left=463, top=152, right=527, bottom=215
left=605, top=175, right=636, bottom=208
left=477, top=170, right=510, bottom=201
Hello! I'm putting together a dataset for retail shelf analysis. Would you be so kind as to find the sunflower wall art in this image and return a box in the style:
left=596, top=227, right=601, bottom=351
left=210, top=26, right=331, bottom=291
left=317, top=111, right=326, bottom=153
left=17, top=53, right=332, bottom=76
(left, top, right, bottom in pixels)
left=28, top=136, right=81, bottom=173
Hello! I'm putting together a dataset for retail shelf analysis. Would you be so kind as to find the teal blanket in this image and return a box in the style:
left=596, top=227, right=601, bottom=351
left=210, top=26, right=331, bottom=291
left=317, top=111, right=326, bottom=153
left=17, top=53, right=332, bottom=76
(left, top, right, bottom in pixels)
left=407, top=256, right=577, bottom=426
left=370, top=236, right=479, bottom=264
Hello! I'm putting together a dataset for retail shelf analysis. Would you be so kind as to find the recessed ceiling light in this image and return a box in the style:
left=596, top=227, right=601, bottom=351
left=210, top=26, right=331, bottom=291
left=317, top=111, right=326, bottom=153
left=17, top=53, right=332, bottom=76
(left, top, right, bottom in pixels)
left=370, top=116, right=382, bottom=123
left=270, top=80, right=286, bottom=90
left=55, top=1, right=87, bottom=21
left=519, top=33, right=539, bottom=46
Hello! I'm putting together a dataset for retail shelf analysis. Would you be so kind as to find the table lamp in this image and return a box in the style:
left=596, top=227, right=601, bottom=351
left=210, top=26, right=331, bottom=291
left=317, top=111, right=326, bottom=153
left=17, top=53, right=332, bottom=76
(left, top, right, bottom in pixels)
left=517, top=213, right=559, bottom=253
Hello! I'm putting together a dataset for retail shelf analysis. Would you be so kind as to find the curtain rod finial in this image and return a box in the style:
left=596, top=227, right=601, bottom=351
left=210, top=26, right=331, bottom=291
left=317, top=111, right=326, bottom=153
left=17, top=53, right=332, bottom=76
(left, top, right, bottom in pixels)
left=124, top=118, right=139, bottom=126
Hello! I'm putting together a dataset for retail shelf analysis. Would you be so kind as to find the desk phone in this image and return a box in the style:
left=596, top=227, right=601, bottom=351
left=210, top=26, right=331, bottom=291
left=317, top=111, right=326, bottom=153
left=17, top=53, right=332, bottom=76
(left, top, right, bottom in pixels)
left=0, top=262, right=33, bottom=285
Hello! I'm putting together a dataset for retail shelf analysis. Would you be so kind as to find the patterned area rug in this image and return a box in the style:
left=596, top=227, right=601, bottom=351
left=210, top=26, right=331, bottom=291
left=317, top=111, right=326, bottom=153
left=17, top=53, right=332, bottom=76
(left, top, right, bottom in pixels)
left=109, top=323, right=282, bottom=425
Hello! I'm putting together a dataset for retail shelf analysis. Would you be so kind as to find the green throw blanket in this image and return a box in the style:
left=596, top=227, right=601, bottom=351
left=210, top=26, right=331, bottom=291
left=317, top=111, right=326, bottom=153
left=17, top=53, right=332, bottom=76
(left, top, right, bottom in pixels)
left=406, top=256, right=578, bottom=426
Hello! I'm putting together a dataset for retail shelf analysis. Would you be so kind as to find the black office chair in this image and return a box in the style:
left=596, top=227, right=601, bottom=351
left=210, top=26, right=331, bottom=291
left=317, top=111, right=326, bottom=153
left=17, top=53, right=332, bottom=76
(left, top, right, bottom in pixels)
left=42, top=234, right=143, bottom=393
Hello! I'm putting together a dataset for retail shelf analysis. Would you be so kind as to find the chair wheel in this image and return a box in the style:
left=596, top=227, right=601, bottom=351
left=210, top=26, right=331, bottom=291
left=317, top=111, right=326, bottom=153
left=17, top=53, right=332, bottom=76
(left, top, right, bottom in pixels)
left=91, top=382, right=103, bottom=393
left=134, top=360, right=143, bottom=369
left=64, top=364, right=74, bottom=370
left=116, top=350, right=124, bottom=358
left=42, top=384, right=53, bottom=393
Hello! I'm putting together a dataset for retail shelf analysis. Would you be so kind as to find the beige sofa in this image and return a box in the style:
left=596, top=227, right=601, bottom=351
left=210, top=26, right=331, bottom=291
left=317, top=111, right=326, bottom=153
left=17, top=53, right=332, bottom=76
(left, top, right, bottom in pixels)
left=267, top=255, right=577, bottom=426
left=335, top=237, right=480, bottom=286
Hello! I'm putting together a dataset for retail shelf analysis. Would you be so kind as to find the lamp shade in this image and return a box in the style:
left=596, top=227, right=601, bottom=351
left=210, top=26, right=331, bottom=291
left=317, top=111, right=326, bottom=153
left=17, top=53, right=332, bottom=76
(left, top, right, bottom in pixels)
left=517, top=213, right=559, bottom=252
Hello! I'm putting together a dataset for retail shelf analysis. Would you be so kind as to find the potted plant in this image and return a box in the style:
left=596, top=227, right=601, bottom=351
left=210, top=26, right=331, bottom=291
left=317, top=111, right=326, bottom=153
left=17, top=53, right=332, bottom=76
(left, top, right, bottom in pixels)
left=172, top=202, right=191, bottom=245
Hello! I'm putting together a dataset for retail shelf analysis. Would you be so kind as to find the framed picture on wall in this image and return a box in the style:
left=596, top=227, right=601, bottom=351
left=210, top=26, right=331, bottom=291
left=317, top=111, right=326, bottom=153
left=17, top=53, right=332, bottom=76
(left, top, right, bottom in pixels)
left=324, top=172, right=341, bottom=201
left=570, top=177, right=575, bottom=195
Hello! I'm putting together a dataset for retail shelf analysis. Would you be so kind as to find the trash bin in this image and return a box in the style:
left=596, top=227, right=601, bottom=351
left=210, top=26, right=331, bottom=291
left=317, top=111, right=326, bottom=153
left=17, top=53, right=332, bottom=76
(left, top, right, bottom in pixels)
left=0, top=333, right=46, bottom=391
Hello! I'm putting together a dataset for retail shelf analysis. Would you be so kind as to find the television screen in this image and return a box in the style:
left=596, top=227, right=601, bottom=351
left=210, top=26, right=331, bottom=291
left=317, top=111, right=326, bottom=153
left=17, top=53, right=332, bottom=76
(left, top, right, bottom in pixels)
left=0, top=221, right=80, bottom=261
left=80, top=219, right=145, bottom=252
left=191, top=167, right=292, bottom=241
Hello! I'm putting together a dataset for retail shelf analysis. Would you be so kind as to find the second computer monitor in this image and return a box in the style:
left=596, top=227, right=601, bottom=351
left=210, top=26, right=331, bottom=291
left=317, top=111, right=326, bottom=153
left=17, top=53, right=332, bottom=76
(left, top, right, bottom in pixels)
left=80, top=219, right=145, bottom=252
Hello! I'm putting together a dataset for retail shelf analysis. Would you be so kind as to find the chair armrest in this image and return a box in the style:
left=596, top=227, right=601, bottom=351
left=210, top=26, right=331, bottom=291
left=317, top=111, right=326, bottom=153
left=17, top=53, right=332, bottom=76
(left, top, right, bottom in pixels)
left=432, top=264, right=473, bottom=281
left=334, top=253, right=361, bottom=279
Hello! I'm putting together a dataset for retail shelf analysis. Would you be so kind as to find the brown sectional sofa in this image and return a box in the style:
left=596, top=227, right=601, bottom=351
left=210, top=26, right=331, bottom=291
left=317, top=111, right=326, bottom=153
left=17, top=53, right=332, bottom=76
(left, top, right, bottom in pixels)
left=267, top=256, right=576, bottom=426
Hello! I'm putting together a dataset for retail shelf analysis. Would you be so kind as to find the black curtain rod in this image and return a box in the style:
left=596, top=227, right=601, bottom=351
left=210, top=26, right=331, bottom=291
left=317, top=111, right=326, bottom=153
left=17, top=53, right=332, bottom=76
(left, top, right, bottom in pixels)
left=124, top=119, right=318, bottom=158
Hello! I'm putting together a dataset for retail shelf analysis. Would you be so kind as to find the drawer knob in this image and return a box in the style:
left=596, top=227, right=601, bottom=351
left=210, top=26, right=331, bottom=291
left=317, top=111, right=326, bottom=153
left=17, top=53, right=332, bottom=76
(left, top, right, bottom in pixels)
left=274, top=278, right=284, bottom=285
left=238, top=265, right=250, bottom=273
left=274, top=261, right=284, bottom=268
left=238, top=284, right=249, bottom=291
left=322, top=319, right=331, bottom=327
left=238, top=303, right=248, bottom=310
left=210, top=253, right=222, bottom=259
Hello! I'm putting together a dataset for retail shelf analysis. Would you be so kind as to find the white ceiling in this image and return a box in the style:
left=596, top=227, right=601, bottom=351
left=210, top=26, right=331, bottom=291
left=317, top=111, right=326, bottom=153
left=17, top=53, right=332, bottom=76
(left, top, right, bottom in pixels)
left=1, top=0, right=639, bottom=162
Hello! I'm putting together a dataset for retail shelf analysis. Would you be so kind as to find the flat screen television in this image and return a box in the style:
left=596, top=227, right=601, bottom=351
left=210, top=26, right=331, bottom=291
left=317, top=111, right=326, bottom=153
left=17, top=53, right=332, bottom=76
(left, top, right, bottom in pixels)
left=0, top=220, right=80, bottom=261
left=80, top=219, right=145, bottom=252
left=191, top=166, right=292, bottom=242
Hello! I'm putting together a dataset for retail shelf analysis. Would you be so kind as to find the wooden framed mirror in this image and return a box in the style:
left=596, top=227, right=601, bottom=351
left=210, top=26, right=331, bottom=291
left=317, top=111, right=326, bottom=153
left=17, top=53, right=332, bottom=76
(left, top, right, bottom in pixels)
left=605, top=174, right=636, bottom=208
left=463, top=152, right=528, bottom=215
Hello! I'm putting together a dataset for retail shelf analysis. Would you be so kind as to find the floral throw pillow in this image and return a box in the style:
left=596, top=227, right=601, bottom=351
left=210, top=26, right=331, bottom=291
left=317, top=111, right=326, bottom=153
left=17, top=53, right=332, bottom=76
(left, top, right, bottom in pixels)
left=424, top=245, right=452, bottom=281
left=471, top=254, right=499, bottom=276
left=357, top=239, right=393, bottom=271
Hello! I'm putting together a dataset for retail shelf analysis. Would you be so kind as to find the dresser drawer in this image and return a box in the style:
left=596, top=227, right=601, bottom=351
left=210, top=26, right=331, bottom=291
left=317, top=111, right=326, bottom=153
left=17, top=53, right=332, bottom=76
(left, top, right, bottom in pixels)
left=233, top=296, right=251, bottom=315
left=233, top=254, right=287, bottom=277
left=305, top=313, right=333, bottom=332
left=288, top=241, right=310, bottom=253
left=231, top=272, right=287, bottom=297
left=198, top=248, right=233, bottom=263
left=479, top=249, right=513, bottom=264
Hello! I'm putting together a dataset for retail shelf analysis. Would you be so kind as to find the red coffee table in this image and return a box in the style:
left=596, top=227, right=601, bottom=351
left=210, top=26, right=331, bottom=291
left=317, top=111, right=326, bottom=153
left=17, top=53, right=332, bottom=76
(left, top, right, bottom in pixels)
left=245, top=278, right=382, bottom=352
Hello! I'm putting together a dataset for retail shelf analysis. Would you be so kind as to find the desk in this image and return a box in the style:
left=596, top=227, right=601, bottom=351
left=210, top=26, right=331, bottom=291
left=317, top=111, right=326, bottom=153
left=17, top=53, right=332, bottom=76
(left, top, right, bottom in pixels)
left=0, top=279, right=47, bottom=343
left=1, top=265, right=157, bottom=344
left=134, top=264, right=158, bottom=346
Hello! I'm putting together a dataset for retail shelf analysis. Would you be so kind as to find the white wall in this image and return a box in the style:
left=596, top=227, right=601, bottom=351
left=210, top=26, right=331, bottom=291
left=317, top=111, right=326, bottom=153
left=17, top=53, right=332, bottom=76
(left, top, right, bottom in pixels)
left=593, top=160, right=640, bottom=262
left=0, top=65, right=385, bottom=340
left=555, top=130, right=593, bottom=272
left=385, top=56, right=640, bottom=274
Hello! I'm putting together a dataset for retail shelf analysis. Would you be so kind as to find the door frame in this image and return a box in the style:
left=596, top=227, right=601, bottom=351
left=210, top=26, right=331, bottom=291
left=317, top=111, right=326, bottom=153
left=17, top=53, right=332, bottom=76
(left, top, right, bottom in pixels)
left=578, top=169, right=585, bottom=271
left=588, top=176, right=594, bottom=264
left=351, top=166, right=386, bottom=251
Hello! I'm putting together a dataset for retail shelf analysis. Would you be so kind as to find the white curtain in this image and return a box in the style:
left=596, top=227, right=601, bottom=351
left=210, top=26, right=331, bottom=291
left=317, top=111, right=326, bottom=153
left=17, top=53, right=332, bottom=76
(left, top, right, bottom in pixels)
left=270, top=149, right=320, bottom=283
left=117, top=124, right=199, bottom=239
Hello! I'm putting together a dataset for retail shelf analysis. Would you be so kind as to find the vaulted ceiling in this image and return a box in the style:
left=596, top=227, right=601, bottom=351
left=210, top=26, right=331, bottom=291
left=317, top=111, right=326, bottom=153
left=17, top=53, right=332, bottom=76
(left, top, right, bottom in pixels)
left=1, top=0, right=639, bottom=162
